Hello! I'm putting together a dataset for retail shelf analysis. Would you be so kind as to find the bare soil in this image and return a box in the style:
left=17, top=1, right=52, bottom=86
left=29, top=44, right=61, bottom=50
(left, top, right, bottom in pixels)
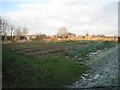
left=5, top=42, right=87, bottom=58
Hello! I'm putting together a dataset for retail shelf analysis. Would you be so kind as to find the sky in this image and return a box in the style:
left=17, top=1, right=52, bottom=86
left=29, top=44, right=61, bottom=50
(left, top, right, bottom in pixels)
left=0, top=0, right=119, bottom=36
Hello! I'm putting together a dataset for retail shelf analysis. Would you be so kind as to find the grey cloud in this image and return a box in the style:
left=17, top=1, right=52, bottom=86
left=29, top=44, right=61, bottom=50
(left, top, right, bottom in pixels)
left=3, top=0, right=118, bottom=36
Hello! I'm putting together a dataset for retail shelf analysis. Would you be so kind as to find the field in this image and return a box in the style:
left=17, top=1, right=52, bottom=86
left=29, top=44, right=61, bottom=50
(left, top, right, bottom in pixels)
left=2, top=40, right=118, bottom=88
left=3, top=41, right=90, bottom=58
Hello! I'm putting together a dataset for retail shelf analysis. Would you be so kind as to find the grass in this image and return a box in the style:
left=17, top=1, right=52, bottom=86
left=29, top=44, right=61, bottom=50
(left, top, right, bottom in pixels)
left=3, top=46, right=88, bottom=88
left=3, top=41, right=87, bottom=50
left=3, top=40, right=89, bottom=58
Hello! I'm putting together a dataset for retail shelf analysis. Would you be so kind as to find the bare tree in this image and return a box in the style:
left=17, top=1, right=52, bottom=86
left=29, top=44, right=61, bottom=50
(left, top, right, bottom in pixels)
left=0, top=16, right=2, bottom=39
left=0, top=16, right=29, bottom=41
left=9, top=24, right=15, bottom=40
left=0, top=16, right=2, bottom=32
left=0, top=17, right=9, bottom=41
left=57, top=26, right=68, bottom=38
left=13, top=26, right=22, bottom=40
left=22, top=27, right=28, bottom=36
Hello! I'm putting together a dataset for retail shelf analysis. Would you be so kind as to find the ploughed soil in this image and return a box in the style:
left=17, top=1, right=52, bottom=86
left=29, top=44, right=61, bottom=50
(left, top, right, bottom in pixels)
left=4, top=41, right=87, bottom=58
left=16, top=49, right=65, bottom=57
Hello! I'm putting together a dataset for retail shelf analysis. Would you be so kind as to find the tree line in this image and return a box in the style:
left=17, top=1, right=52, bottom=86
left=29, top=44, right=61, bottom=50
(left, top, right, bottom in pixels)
left=0, top=16, right=28, bottom=41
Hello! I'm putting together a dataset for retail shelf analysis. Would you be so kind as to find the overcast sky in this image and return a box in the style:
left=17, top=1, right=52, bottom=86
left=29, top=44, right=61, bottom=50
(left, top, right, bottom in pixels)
left=1, top=0, right=119, bottom=36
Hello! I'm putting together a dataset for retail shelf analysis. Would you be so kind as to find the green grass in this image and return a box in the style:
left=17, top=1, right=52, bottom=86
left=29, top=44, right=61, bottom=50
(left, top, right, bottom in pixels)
left=3, top=46, right=88, bottom=88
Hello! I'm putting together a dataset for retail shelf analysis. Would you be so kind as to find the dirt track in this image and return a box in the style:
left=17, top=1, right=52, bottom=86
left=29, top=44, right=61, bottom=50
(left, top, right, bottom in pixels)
left=67, top=45, right=118, bottom=88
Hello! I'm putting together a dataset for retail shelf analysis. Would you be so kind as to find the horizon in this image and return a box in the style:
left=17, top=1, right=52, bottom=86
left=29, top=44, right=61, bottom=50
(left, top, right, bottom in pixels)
left=1, top=0, right=119, bottom=36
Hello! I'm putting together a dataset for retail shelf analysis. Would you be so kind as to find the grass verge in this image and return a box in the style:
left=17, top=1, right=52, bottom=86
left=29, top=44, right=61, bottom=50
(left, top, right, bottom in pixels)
left=3, top=47, right=88, bottom=88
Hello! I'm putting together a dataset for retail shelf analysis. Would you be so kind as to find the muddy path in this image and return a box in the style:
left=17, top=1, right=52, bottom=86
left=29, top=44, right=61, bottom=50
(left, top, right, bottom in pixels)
left=66, top=45, right=118, bottom=88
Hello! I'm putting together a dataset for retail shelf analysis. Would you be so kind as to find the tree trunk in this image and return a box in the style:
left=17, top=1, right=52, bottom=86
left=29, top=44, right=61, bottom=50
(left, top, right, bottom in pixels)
left=4, top=35, right=7, bottom=41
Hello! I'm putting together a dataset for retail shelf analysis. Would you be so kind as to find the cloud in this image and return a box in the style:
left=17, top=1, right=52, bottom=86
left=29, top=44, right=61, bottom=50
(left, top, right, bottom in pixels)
left=2, top=0, right=118, bottom=36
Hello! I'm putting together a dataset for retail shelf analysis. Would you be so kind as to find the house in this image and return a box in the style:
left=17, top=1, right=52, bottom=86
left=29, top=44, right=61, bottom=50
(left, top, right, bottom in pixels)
left=67, top=33, right=76, bottom=39
left=51, top=35, right=58, bottom=39
left=77, top=35, right=85, bottom=39
left=25, top=35, right=37, bottom=40
left=38, top=34, right=47, bottom=40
